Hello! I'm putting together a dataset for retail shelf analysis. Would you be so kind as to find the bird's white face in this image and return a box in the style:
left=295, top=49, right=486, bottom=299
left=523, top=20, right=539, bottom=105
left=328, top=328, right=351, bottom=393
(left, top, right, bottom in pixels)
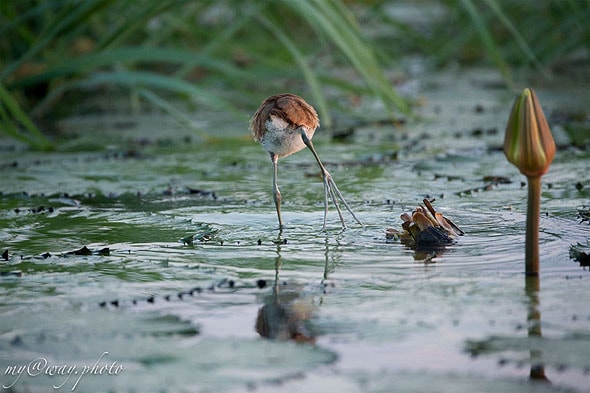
left=260, top=115, right=314, bottom=158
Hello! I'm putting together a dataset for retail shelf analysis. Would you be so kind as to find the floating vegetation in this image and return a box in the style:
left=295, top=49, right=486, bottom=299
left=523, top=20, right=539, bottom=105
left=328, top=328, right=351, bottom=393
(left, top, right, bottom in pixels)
left=181, top=223, right=222, bottom=246
left=569, top=242, right=590, bottom=269
left=98, top=277, right=239, bottom=309
left=456, top=176, right=513, bottom=196
left=386, top=198, right=464, bottom=249
left=65, top=245, right=110, bottom=257
left=578, top=205, right=590, bottom=225
left=1, top=246, right=109, bottom=278
left=1, top=246, right=110, bottom=262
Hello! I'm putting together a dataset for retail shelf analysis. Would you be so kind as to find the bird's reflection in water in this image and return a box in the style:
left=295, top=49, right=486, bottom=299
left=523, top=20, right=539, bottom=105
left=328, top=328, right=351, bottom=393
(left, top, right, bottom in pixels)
left=255, top=281, right=316, bottom=343
left=255, top=237, right=332, bottom=343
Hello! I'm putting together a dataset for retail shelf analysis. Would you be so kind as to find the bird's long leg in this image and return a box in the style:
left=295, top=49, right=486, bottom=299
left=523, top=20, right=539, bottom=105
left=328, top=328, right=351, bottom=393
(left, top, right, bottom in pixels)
left=321, top=170, right=330, bottom=229
left=270, top=153, right=283, bottom=229
left=325, top=174, right=359, bottom=222
left=326, top=175, right=346, bottom=228
left=300, top=130, right=343, bottom=229
left=300, top=129, right=363, bottom=229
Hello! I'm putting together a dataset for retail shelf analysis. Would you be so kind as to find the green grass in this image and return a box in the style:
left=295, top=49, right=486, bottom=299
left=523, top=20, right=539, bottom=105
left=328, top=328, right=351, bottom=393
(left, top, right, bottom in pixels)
left=1, top=0, right=411, bottom=149
left=1, top=0, right=589, bottom=149
left=0, top=82, right=53, bottom=150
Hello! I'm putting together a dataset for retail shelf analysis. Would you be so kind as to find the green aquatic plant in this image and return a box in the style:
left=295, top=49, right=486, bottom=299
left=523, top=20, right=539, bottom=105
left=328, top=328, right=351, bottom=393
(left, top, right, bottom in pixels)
left=372, top=1, right=588, bottom=86
left=504, top=88, right=556, bottom=276
left=0, top=82, right=53, bottom=150
left=0, top=0, right=409, bottom=149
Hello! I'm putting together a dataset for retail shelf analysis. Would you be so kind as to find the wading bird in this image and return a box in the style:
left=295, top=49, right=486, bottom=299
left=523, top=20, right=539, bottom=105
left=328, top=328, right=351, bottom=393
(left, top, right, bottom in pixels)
left=249, top=93, right=362, bottom=230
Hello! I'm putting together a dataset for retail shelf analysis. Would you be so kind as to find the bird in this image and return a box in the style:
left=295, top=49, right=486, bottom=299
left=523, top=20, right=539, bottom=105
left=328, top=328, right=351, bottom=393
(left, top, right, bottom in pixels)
left=249, top=93, right=362, bottom=230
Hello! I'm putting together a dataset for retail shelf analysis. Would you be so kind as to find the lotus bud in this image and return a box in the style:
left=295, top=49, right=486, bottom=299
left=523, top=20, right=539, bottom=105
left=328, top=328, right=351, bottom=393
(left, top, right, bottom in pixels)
left=504, top=88, right=556, bottom=276
left=504, top=88, right=556, bottom=177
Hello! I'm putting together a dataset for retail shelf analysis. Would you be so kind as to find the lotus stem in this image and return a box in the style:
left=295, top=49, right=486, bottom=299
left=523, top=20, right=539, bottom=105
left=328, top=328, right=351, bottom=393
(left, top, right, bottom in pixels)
left=525, top=176, right=541, bottom=275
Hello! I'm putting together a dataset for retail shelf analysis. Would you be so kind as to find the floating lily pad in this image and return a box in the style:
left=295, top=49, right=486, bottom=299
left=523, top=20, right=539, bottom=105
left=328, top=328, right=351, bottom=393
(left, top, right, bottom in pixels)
left=465, top=334, right=590, bottom=376
left=0, top=308, right=335, bottom=392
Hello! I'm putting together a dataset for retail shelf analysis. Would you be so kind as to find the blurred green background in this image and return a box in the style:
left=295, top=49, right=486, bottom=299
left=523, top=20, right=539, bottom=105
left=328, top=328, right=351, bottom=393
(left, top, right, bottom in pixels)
left=1, top=0, right=589, bottom=150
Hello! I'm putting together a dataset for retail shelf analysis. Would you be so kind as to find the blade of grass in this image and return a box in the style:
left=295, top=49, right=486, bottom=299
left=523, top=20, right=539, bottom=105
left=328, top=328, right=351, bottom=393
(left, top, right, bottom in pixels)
left=135, top=87, right=213, bottom=142
left=8, top=46, right=251, bottom=90
left=314, top=0, right=405, bottom=105
left=482, top=0, right=547, bottom=77
left=0, top=1, right=58, bottom=44
left=95, top=0, right=184, bottom=50
left=256, top=13, right=331, bottom=128
left=36, top=70, right=241, bottom=115
left=174, top=2, right=265, bottom=80
left=459, top=0, right=514, bottom=87
left=0, top=82, right=53, bottom=150
left=294, top=0, right=410, bottom=116
left=1, top=0, right=114, bottom=81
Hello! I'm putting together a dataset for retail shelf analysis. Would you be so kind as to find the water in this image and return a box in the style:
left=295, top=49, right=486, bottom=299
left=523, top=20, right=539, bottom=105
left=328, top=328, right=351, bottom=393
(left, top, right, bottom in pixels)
left=1, top=68, right=590, bottom=392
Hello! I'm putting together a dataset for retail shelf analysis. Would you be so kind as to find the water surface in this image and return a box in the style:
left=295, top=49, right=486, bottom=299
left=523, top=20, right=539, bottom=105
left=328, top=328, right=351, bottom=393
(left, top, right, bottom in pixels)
left=1, top=68, right=590, bottom=392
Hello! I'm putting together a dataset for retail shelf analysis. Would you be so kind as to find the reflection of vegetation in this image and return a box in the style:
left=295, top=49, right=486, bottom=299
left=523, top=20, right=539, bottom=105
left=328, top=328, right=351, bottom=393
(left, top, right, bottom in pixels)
left=2, top=1, right=589, bottom=148
left=466, top=277, right=551, bottom=382
left=525, top=276, right=548, bottom=382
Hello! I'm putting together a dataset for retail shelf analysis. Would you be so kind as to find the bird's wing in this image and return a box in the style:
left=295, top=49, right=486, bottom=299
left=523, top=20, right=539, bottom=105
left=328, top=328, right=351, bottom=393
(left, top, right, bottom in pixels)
left=275, top=94, right=319, bottom=130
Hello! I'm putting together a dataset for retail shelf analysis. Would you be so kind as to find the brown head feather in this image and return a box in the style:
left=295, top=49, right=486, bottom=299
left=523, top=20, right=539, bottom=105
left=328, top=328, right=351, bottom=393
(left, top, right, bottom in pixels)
left=250, top=94, right=319, bottom=142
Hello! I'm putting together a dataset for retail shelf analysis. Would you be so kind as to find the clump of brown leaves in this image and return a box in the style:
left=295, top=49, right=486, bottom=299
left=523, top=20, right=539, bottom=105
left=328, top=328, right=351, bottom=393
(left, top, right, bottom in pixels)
left=386, top=199, right=464, bottom=248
